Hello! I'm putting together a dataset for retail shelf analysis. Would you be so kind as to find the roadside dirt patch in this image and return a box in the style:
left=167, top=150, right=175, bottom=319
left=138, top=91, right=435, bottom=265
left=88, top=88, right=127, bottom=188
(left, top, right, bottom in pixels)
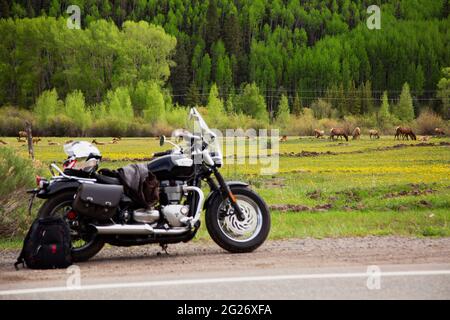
left=383, top=188, right=436, bottom=199
left=262, top=177, right=286, bottom=188
left=306, top=189, right=322, bottom=199
left=283, top=150, right=337, bottom=157
left=270, top=203, right=332, bottom=212
left=336, top=190, right=361, bottom=202
left=279, top=141, right=446, bottom=158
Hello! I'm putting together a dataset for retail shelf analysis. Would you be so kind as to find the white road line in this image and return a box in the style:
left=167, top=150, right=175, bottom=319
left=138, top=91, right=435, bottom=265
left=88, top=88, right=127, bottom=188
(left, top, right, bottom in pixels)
left=1, top=270, right=450, bottom=296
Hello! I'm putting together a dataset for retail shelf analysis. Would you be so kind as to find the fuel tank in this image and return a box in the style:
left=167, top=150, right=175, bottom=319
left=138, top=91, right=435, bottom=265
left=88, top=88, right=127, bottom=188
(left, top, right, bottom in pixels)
left=147, top=154, right=194, bottom=181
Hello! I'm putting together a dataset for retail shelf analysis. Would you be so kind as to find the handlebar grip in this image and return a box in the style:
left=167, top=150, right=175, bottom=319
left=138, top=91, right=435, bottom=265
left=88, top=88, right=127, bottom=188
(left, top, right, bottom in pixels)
left=153, top=150, right=171, bottom=157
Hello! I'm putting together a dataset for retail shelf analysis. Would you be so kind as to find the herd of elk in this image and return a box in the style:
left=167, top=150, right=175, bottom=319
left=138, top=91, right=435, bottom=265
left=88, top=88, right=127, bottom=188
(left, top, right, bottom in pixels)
left=2, top=127, right=446, bottom=149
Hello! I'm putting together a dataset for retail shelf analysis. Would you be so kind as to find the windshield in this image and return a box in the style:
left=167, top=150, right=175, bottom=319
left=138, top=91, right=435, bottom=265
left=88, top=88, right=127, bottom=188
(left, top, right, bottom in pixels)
left=189, top=107, right=217, bottom=140
left=188, top=108, right=222, bottom=164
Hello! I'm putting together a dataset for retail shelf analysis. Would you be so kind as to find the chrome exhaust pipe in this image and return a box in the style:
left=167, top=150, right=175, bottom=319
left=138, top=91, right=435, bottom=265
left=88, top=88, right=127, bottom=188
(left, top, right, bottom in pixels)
left=92, top=224, right=190, bottom=235
left=181, top=185, right=204, bottom=226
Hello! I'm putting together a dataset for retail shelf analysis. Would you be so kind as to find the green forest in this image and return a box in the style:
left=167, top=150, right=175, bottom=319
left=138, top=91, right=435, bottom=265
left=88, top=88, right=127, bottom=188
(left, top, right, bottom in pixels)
left=0, top=0, right=449, bottom=136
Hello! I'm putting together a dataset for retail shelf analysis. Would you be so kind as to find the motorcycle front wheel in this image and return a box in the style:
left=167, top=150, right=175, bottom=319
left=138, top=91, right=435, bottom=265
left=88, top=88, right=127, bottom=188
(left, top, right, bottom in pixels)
left=206, top=186, right=271, bottom=253
left=38, top=191, right=105, bottom=262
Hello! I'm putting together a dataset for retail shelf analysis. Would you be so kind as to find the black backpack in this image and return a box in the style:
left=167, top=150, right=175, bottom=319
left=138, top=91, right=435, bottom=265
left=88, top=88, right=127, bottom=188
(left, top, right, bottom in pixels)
left=15, top=216, right=73, bottom=270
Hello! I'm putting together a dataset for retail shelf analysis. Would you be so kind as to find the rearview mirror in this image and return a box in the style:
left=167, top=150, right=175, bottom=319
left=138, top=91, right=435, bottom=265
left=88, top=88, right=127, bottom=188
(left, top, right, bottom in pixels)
left=159, top=135, right=165, bottom=147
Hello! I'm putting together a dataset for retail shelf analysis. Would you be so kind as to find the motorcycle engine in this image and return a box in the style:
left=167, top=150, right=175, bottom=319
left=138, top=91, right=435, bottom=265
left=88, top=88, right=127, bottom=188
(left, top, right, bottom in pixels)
left=132, top=181, right=191, bottom=227
left=159, top=180, right=190, bottom=227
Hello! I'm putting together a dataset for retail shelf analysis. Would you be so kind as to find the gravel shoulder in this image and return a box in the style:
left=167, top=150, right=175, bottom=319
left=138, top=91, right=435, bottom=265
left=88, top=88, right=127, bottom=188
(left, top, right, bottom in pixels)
left=1, top=237, right=449, bottom=288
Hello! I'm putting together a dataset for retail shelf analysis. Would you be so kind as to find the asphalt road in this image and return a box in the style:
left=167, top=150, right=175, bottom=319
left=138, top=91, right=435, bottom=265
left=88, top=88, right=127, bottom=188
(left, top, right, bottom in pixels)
left=1, top=237, right=449, bottom=300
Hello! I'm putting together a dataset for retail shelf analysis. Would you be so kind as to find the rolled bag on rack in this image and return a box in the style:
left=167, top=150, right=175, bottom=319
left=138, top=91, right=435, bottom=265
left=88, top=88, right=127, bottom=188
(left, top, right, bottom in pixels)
left=72, top=183, right=124, bottom=220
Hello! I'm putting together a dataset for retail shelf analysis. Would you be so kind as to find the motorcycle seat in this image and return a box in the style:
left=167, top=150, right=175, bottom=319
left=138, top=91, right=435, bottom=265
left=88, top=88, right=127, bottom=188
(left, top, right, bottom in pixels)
left=96, top=174, right=122, bottom=185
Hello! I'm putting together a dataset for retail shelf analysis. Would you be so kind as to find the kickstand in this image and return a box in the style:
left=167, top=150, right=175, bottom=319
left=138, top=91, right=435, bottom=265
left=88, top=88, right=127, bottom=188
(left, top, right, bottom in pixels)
left=157, top=243, right=169, bottom=256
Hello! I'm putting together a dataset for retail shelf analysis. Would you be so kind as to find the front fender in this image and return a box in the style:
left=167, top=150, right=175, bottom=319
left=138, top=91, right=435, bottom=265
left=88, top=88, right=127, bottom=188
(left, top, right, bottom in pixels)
left=203, top=181, right=249, bottom=211
left=36, top=180, right=80, bottom=199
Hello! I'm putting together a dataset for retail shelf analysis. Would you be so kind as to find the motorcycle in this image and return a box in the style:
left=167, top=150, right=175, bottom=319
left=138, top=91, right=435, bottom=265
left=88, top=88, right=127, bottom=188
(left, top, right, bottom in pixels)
left=29, top=108, right=271, bottom=262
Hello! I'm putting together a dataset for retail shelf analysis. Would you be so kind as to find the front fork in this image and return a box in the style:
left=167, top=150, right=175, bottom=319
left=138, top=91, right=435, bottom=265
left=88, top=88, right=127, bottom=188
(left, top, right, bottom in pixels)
left=207, top=168, right=246, bottom=221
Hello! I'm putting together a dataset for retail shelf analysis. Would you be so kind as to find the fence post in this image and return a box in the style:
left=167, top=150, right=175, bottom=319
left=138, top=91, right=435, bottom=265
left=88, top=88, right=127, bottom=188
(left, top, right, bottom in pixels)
left=25, top=121, right=34, bottom=160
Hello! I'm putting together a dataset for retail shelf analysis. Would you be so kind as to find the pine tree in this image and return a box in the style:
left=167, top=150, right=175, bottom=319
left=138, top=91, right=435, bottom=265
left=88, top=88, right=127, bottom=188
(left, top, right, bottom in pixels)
left=360, top=80, right=374, bottom=115
left=276, top=94, right=290, bottom=128
left=378, top=91, right=390, bottom=126
left=1, top=0, right=10, bottom=18
left=205, top=0, right=220, bottom=52
left=207, top=83, right=224, bottom=115
left=396, top=82, right=415, bottom=121
left=186, top=82, right=200, bottom=107
left=198, top=53, right=212, bottom=104
left=436, top=67, right=450, bottom=118
left=235, top=83, right=268, bottom=122
left=206, top=83, right=224, bottom=127
left=347, top=80, right=360, bottom=115
left=223, top=11, right=242, bottom=59
left=169, top=39, right=190, bottom=105
left=335, top=83, right=346, bottom=117
left=292, top=93, right=302, bottom=116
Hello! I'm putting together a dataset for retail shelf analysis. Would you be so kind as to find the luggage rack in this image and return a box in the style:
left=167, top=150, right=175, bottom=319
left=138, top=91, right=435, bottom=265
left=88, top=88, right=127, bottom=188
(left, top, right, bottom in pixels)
left=49, top=163, right=97, bottom=183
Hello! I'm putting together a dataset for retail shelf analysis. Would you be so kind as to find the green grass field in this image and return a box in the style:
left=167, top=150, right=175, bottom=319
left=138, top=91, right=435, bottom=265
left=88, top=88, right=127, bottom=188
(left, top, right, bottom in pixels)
left=1, top=135, right=449, bottom=245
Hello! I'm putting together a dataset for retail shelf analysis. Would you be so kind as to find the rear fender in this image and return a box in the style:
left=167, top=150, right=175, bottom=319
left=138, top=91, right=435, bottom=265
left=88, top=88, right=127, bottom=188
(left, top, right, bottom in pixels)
left=36, top=180, right=80, bottom=199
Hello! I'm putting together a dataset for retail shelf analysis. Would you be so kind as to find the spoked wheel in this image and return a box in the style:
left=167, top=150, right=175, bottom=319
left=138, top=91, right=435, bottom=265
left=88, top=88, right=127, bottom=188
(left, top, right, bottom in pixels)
left=206, top=187, right=270, bottom=253
left=38, top=191, right=104, bottom=262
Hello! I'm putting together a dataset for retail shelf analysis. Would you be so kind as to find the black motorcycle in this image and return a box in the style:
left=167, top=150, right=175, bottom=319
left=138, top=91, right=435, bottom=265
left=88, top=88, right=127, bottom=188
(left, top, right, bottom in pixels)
left=29, top=108, right=271, bottom=262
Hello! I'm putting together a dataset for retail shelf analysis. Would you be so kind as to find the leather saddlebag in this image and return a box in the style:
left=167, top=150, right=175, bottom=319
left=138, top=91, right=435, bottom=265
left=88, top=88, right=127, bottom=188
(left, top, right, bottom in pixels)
left=73, top=184, right=123, bottom=220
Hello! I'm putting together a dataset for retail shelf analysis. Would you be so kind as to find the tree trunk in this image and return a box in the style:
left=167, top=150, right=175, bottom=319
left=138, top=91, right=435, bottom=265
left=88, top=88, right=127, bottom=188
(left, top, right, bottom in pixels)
left=25, top=121, right=34, bottom=160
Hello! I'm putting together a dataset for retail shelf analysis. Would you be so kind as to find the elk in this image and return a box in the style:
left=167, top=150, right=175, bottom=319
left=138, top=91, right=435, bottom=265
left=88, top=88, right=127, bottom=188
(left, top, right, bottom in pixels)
left=48, top=140, right=60, bottom=146
left=314, top=129, right=324, bottom=138
left=434, top=128, right=445, bottom=136
left=330, top=128, right=348, bottom=141
left=369, top=129, right=380, bottom=139
left=279, top=135, right=288, bottom=142
left=0, top=139, right=8, bottom=145
left=92, top=139, right=106, bottom=145
left=395, top=127, right=416, bottom=140
left=65, top=139, right=74, bottom=144
left=419, top=136, right=430, bottom=142
left=18, top=131, right=27, bottom=139
left=32, top=137, right=41, bottom=145
left=352, top=127, right=361, bottom=140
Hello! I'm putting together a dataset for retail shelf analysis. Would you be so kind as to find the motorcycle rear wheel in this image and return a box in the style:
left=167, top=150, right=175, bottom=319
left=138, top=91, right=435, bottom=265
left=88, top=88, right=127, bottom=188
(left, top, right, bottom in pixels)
left=38, top=191, right=105, bottom=262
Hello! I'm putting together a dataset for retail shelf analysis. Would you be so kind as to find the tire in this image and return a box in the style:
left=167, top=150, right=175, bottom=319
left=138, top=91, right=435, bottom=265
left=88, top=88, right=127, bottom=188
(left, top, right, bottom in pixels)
left=206, top=187, right=271, bottom=253
left=38, top=191, right=105, bottom=262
